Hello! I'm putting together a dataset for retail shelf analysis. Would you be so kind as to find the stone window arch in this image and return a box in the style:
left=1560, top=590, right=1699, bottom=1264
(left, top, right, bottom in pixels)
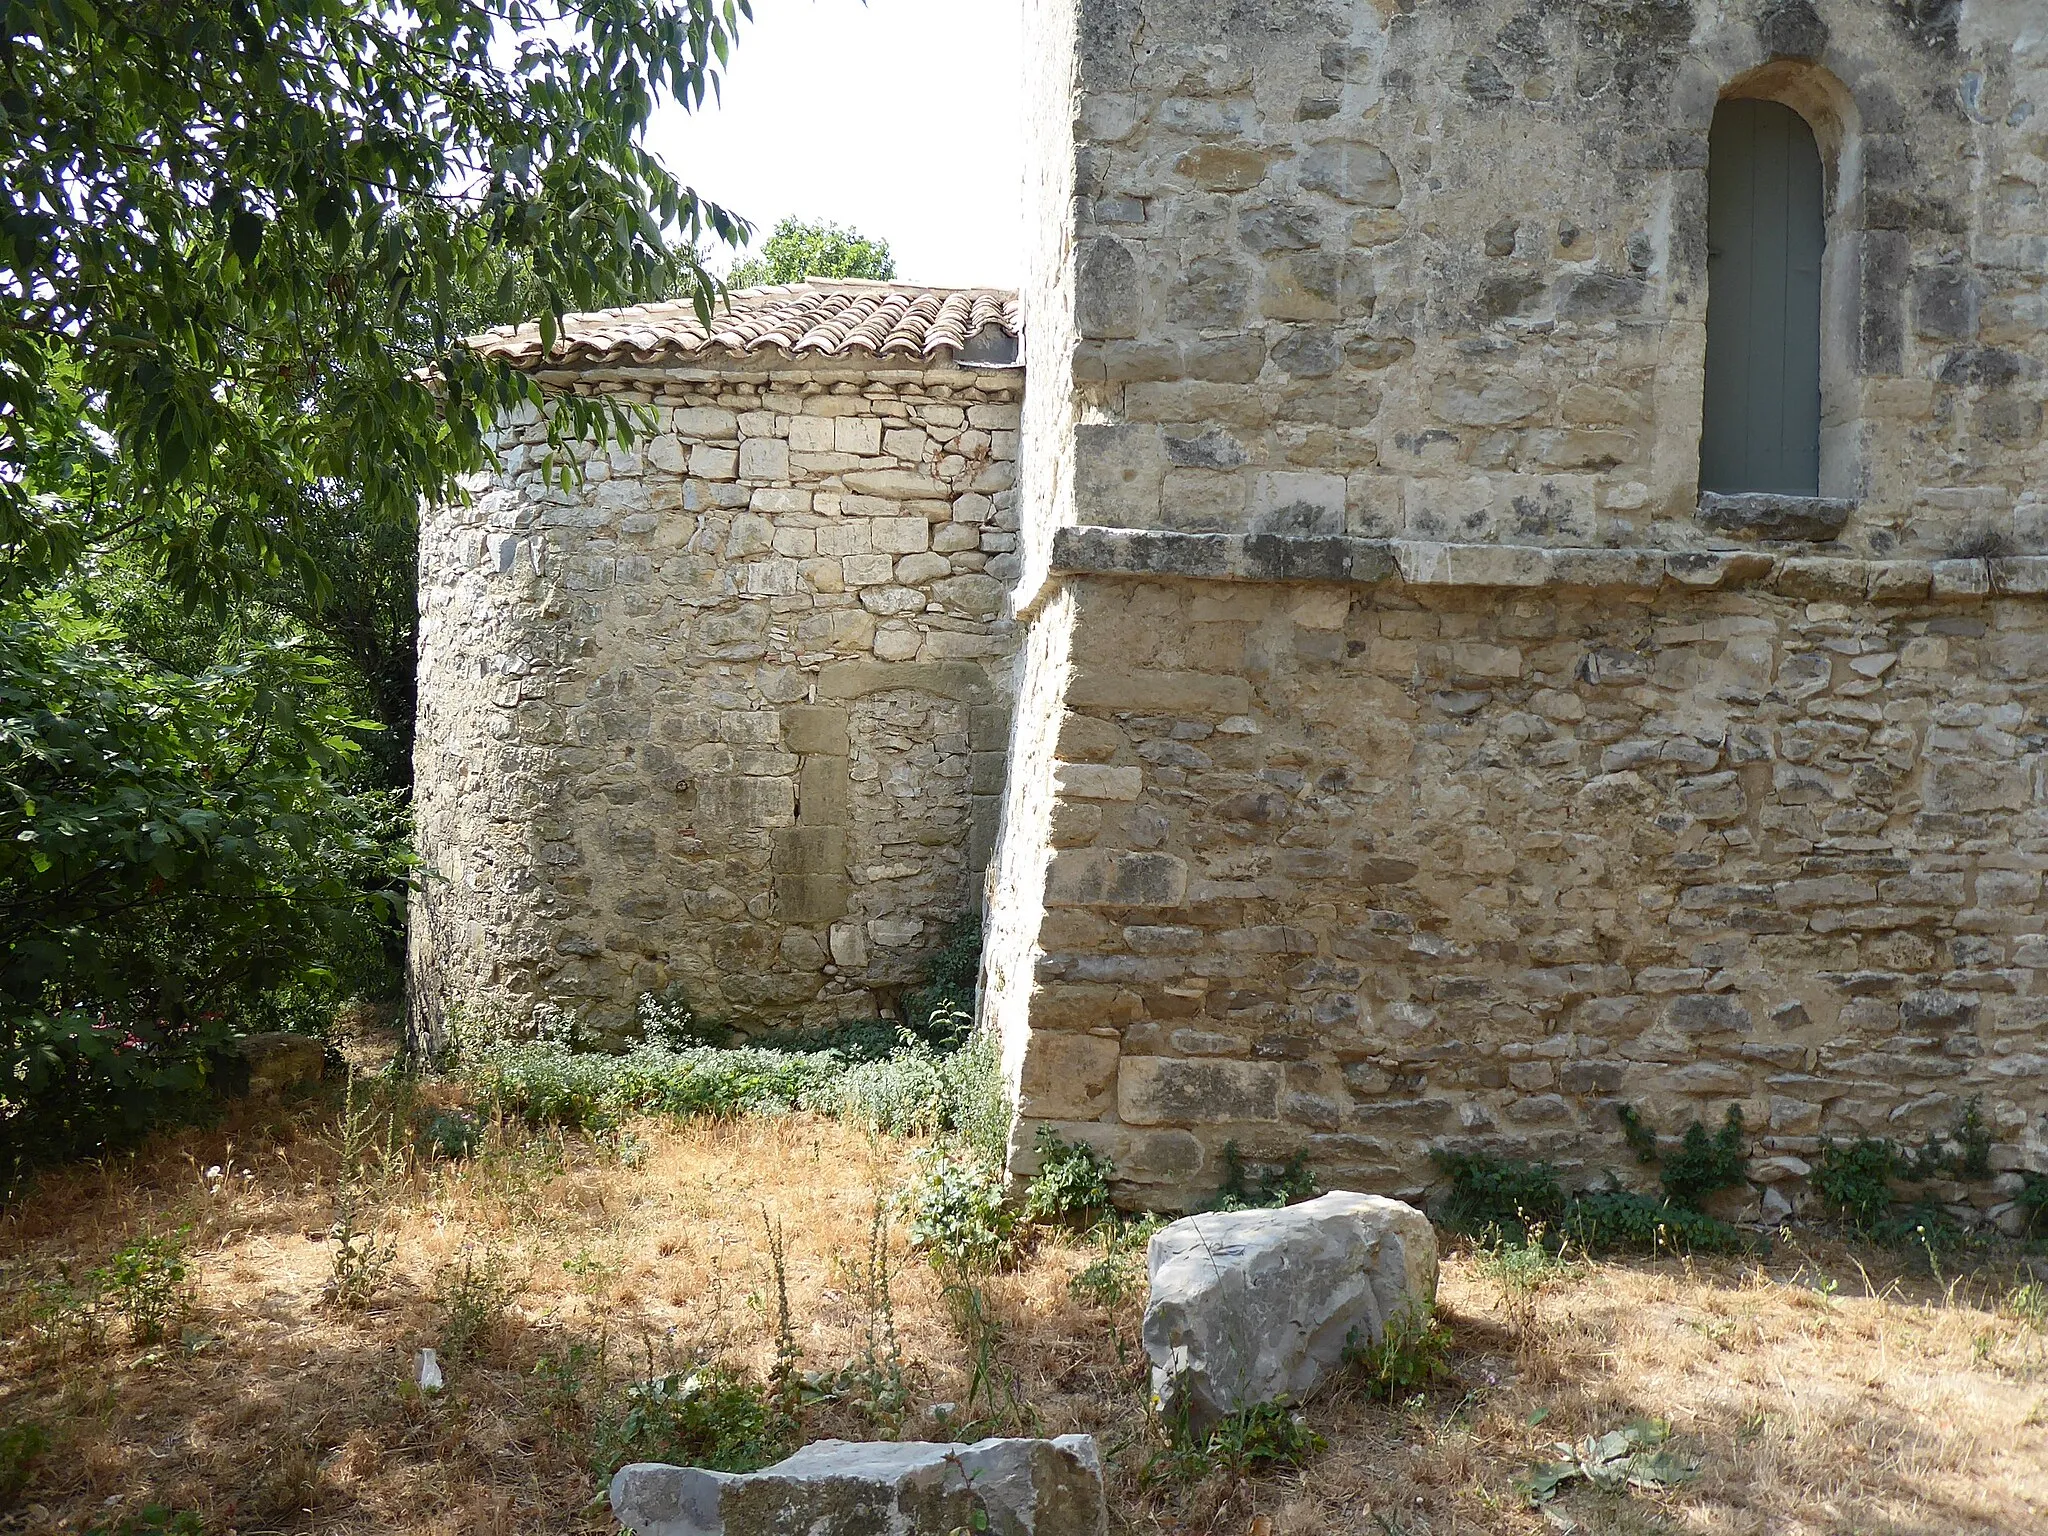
left=1702, top=97, right=1825, bottom=495
left=1695, top=60, right=1866, bottom=528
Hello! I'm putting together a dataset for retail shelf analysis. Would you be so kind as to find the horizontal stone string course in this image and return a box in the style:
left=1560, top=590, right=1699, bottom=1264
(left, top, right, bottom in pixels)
left=1043, top=526, right=2048, bottom=603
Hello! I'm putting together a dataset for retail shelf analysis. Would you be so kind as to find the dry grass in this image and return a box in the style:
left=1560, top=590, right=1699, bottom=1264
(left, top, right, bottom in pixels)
left=2, top=1076, right=2046, bottom=1536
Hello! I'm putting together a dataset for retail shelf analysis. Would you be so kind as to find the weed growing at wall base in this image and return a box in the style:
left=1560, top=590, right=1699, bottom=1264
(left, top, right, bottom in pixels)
left=1433, top=1150, right=1753, bottom=1256
left=1022, top=1128, right=1115, bottom=1230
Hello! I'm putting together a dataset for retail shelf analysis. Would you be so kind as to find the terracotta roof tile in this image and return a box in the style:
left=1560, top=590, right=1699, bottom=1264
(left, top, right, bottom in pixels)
left=466, top=279, right=1020, bottom=369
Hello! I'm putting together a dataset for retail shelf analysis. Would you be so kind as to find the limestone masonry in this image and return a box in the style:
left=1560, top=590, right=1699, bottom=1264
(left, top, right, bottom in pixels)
left=415, top=1, right=2048, bottom=1218
left=410, top=285, right=1023, bottom=1041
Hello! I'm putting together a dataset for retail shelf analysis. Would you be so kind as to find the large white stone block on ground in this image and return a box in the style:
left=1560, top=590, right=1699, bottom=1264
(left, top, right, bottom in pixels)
left=1142, top=1191, right=1439, bottom=1428
left=611, top=1435, right=1107, bottom=1536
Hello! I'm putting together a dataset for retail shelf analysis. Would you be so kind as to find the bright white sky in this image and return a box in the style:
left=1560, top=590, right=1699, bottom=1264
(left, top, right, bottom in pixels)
left=647, top=0, right=1025, bottom=289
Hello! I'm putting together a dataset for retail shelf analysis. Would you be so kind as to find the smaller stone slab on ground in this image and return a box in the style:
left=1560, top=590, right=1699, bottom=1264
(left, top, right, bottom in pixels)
left=1143, top=1190, right=1438, bottom=1428
left=230, top=1031, right=327, bottom=1096
left=610, top=1434, right=1107, bottom=1536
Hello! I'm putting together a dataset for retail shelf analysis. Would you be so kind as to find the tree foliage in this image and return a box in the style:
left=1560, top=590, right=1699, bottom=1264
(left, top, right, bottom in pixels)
left=0, top=0, right=752, bottom=603
left=0, top=0, right=757, bottom=1188
left=728, top=217, right=896, bottom=289
left=0, top=611, right=407, bottom=1189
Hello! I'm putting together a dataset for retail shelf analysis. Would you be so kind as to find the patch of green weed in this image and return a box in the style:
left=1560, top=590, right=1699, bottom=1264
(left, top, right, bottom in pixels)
left=1432, top=1150, right=1568, bottom=1234
left=1023, top=1129, right=1114, bottom=1230
left=1160, top=1400, right=1325, bottom=1482
left=84, top=1509, right=205, bottom=1536
left=600, top=1365, right=784, bottom=1474
left=94, top=1231, right=191, bottom=1344
left=1566, top=1190, right=1754, bottom=1255
left=1211, top=1142, right=1318, bottom=1212
left=433, top=1242, right=522, bottom=1362
left=903, top=1150, right=1017, bottom=1273
left=0, top=1421, right=48, bottom=1508
left=1345, top=1301, right=1452, bottom=1402
left=1657, top=1106, right=1748, bottom=1208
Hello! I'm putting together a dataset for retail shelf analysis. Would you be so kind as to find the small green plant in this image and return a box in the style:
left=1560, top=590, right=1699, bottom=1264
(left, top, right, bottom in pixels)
left=1612, top=1104, right=1749, bottom=1210
left=1069, top=1251, right=1142, bottom=1310
left=1897, top=1199, right=1964, bottom=1262
left=1808, top=1102, right=2002, bottom=1241
left=1952, top=1096, right=1996, bottom=1182
left=326, top=1070, right=398, bottom=1309
left=1471, top=1224, right=1576, bottom=1339
left=21, top=1265, right=104, bottom=1361
left=1472, top=1226, right=1575, bottom=1290
left=948, top=1028, right=1013, bottom=1173
left=601, top=1365, right=784, bottom=1474
left=433, top=1242, right=523, bottom=1362
left=1344, top=1301, right=1452, bottom=1402
left=1616, top=1103, right=1659, bottom=1164
left=761, top=1213, right=802, bottom=1445
left=2005, top=1280, right=2048, bottom=1330
left=1211, top=1142, right=1318, bottom=1212
left=1432, top=1150, right=1568, bottom=1234
left=1565, top=1190, right=1754, bottom=1255
left=903, top=1150, right=1018, bottom=1273
left=1162, top=1400, right=1325, bottom=1482
left=836, top=1194, right=910, bottom=1430
left=943, top=1279, right=1038, bottom=1436
left=1437, top=1150, right=1749, bottom=1256
left=636, top=988, right=730, bottom=1050
left=1813, top=1137, right=1899, bottom=1234
left=421, top=1108, right=482, bottom=1160
left=83, top=1508, right=205, bottom=1536
left=94, top=1231, right=192, bottom=1344
left=1023, top=1129, right=1115, bottom=1230
left=1657, top=1106, right=1748, bottom=1208
left=325, top=1197, right=397, bottom=1311
left=2018, top=1172, right=2048, bottom=1238
left=901, top=915, right=982, bottom=1048
left=0, top=1420, right=48, bottom=1509
left=1516, top=1419, right=1695, bottom=1507
left=532, top=1334, right=604, bottom=1428
left=443, top=999, right=518, bottom=1065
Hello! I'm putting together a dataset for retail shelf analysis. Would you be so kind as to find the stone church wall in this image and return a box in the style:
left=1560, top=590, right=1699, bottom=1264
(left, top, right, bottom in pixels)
left=996, top=0, right=2048, bottom=1209
left=1005, top=533, right=2048, bottom=1213
left=1043, top=0, right=2046, bottom=558
left=410, top=357, right=1023, bottom=1046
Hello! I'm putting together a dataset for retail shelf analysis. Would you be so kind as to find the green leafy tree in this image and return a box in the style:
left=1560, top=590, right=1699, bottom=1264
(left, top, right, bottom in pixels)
left=0, top=0, right=753, bottom=604
left=0, top=1, right=758, bottom=1186
left=728, top=217, right=897, bottom=288
left=0, top=611, right=408, bottom=1192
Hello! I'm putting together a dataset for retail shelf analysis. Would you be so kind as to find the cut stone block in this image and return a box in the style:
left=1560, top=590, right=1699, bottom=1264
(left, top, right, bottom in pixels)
left=1143, top=1191, right=1438, bottom=1429
left=1696, top=492, right=1853, bottom=541
left=232, top=1031, right=327, bottom=1096
left=610, top=1435, right=1107, bottom=1536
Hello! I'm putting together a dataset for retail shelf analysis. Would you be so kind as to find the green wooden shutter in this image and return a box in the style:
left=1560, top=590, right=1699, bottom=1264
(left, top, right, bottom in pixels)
left=1701, top=98, right=1825, bottom=497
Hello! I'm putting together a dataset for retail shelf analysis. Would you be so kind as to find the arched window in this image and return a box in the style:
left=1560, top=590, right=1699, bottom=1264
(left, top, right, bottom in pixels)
left=1701, top=98, right=1825, bottom=496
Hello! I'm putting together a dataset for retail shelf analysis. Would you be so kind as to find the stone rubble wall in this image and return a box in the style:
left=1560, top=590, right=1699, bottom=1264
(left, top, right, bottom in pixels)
left=1033, top=0, right=2047, bottom=565
left=1004, top=538, right=2048, bottom=1217
left=409, top=359, right=1024, bottom=1046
